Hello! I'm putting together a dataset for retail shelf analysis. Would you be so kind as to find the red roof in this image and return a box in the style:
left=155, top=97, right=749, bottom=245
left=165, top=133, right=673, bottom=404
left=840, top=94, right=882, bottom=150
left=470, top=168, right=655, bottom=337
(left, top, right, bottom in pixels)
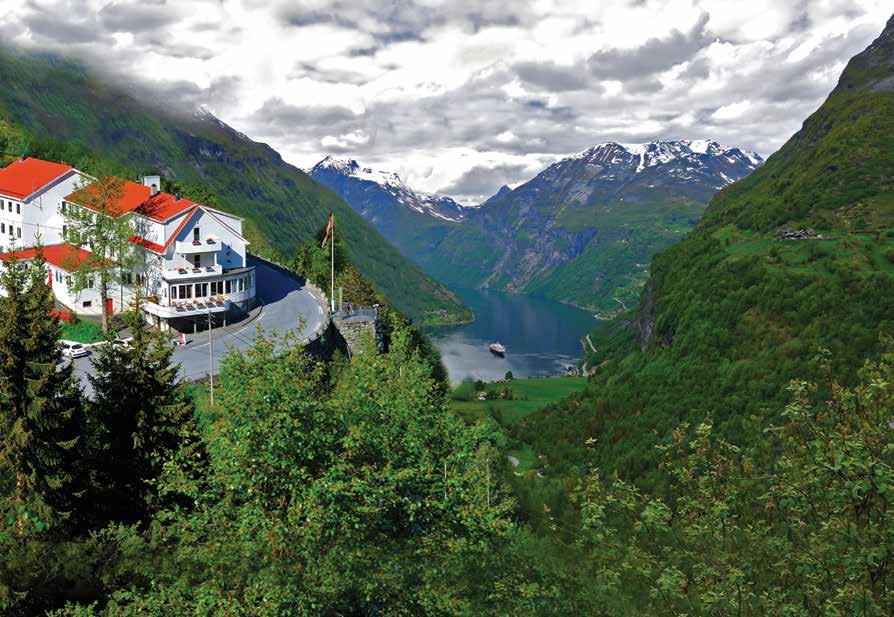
left=0, top=157, right=72, bottom=200
left=137, top=192, right=196, bottom=222
left=66, top=178, right=195, bottom=221
left=129, top=235, right=165, bottom=254
left=0, top=244, right=102, bottom=272
left=65, top=179, right=150, bottom=216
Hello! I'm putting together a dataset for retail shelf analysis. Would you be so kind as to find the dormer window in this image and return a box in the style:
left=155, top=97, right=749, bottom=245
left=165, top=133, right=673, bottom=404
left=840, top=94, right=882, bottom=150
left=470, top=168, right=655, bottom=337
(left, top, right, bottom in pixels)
left=193, top=227, right=201, bottom=245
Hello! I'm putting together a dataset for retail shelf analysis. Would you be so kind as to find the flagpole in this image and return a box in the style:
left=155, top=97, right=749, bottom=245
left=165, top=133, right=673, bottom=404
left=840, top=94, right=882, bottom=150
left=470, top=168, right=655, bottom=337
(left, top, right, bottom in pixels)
left=330, top=213, right=335, bottom=313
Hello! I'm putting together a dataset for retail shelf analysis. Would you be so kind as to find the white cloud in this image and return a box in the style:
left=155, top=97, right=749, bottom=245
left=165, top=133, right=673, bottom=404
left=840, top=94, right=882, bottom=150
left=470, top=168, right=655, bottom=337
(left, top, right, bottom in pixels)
left=712, top=100, right=752, bottom=121
left=0, top=0, right=890, bottom=202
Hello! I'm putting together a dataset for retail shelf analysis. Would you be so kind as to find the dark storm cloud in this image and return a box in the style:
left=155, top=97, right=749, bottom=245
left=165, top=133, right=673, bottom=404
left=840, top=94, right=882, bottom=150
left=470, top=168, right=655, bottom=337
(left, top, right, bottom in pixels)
left=248, top=98, right=361, bottom=139
left=513, top=60, right=590, bottom=92
left=22, top=8, right=114, bottom=45
left=588, top=13, right=710, bottom=79
left=98, top=1, right=180, bottom=33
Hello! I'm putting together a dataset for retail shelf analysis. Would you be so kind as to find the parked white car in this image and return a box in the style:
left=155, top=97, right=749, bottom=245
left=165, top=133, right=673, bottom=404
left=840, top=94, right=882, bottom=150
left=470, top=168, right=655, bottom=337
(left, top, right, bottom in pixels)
left=61, top=342, right=89, bottom=358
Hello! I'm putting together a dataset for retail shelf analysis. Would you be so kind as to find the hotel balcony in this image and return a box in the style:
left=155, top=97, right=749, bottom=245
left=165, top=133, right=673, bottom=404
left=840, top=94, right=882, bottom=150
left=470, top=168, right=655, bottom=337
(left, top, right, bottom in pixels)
left=162, top=263, right=223, bottom=281
left=175, top=237, right=220, bottom=255
left=143, top=297, right=231, bottom=319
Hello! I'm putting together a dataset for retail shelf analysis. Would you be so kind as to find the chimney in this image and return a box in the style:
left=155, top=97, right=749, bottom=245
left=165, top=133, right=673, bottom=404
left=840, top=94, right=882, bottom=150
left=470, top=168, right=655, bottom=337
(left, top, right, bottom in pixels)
left=174, top=192, right=181, bottom=201
left=141, top=175, right=161, bottom=196
left=19, top=154, right=26, bottom=162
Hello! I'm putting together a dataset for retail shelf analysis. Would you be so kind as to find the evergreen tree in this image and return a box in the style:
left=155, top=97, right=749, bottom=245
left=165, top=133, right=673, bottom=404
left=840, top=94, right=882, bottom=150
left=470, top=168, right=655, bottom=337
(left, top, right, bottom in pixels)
left=87, top=294, right=186, bottom=524
left=0, top=249, right=88, bottom=613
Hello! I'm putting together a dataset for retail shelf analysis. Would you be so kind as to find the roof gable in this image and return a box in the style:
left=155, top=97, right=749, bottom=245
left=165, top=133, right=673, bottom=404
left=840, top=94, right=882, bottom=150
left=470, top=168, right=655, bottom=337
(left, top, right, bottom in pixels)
left=0, top=157, right=73, bottom=200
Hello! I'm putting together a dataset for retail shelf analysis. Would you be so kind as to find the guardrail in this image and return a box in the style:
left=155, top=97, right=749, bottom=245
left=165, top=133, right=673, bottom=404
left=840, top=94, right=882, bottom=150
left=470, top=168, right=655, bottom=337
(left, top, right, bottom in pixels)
left=333, top=306, right=378, bottom=322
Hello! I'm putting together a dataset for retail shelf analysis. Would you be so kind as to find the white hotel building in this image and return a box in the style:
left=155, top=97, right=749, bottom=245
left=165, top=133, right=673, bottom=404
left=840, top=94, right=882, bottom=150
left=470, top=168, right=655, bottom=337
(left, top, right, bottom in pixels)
left=0, top=156, right=256, bottom=331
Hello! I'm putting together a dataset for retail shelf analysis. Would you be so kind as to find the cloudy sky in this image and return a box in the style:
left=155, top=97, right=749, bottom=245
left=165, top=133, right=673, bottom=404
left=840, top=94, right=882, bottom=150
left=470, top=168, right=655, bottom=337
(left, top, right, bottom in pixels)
left=0, top=1, right=890, bottom=203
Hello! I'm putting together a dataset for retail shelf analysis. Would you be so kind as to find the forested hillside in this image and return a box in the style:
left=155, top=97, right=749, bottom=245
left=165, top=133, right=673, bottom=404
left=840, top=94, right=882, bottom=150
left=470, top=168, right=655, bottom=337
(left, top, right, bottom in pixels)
left=517, top=15, right=894, bottom=483
left=0, top=46, right=470, bottom=326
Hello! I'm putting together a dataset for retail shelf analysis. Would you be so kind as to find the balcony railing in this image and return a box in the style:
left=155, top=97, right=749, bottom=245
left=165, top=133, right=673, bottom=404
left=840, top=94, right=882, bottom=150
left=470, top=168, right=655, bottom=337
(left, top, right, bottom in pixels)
left=175, top=238, right=220, bottom=255
left=162, top=263, right=223, bottom=281
left=144, top=297, right=231, bottom=318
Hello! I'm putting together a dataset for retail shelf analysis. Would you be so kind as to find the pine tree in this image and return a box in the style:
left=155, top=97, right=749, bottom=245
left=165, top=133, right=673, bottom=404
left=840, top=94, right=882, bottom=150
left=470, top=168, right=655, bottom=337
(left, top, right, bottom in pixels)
left=0, top=250, right=88, bottom=614
left=87, top=293, right=187, bottom=524
left=0, top=248, right=85, bottom=533
left=25, top=249, right=87, bottom=523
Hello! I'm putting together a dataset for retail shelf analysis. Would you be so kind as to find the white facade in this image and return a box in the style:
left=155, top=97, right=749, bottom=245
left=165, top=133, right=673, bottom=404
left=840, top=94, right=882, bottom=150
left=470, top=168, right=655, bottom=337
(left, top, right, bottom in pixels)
left=0, top=159, right=256, bottom=330
left=0, top=168, right=85, bottom=253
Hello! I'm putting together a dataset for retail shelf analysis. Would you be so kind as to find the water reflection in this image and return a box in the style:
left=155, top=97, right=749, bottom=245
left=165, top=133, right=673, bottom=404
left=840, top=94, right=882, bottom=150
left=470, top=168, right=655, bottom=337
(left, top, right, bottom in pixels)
left=426, top=288, right=598, bottom=384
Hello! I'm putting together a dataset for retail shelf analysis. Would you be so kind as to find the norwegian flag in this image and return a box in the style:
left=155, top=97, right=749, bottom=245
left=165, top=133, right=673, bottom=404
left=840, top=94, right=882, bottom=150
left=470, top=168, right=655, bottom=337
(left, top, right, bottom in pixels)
left=321, top=214, right=334, bottom=248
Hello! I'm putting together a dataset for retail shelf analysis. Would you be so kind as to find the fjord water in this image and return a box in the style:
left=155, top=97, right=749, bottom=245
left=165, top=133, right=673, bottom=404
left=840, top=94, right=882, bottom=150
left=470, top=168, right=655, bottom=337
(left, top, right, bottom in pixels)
left=426, top=288, right=598, bottom=384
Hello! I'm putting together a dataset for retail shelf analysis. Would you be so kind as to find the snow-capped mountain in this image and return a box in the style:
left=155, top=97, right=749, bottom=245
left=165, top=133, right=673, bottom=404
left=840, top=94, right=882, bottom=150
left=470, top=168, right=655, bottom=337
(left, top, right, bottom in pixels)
left=545, top=139, right=763, bottom=200
left=413, top=139, right=764, bottom=316
left=309, top=156, right=469, bottom=223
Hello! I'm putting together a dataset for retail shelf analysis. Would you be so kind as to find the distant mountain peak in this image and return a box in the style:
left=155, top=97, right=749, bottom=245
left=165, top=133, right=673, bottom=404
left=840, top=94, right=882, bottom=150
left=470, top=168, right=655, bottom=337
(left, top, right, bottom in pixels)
left=556, top=139, right=762, bottom=187
left=482, top=184, right=513, bottom=206
left=310, top=157, right=469, bottom=223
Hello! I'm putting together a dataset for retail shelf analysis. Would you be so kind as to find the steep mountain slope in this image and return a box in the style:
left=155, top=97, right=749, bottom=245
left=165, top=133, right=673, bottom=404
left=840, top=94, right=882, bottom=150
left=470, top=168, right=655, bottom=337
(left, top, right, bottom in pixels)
left=423, top=140, right=762, bottom=315
left=0, top=47, right=470, bottom=326
left=308, top=157, right=469, bottom=264
left=515, top=15, right=894, bottom=483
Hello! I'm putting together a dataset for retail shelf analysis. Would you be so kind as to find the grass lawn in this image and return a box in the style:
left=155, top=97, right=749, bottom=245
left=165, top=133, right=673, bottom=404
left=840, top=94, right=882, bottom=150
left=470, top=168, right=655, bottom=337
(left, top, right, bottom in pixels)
left=449, top=376, right=587, bottom=425
left=61, top=320, right=104, bottom=344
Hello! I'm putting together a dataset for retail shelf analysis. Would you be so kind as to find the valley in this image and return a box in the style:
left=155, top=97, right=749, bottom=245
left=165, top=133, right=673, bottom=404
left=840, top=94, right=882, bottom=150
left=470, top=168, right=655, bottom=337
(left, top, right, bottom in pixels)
left=312, top=140, right=763, bottom=317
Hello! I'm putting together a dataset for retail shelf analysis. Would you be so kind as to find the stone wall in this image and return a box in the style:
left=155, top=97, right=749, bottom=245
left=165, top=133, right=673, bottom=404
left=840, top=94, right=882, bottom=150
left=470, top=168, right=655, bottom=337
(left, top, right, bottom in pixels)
left=333, top=318, right=383, bottom=356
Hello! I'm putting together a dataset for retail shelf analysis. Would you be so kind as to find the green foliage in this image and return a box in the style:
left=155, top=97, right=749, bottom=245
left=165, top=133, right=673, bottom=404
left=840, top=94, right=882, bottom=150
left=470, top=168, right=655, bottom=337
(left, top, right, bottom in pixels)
left=0, top=250, right=88, bottom=614
left=91, top=328, right=555, bottom=615
left=62, top=176, right=138, bottom=331
left=85, top=296, right=189, bottom=525
left=60, top=319, right=103, bottom=344
left=572, top=347, right=894, bottom=615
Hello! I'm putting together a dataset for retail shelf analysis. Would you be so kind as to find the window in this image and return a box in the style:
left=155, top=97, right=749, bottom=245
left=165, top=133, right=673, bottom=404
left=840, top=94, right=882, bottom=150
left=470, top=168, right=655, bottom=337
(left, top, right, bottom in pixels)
left=1, top=223, right=4, bottom=234
left=193, top=254, right=201, bottom=269
left=225, top=279, right=231, bottom=294
left=170, top=286, right=177, bottom=300
left=238, top=278, right=245, bottom=292
left=61, top=202, right=66, bottom=213
left=62, top=225, right=67, bottom=236
left=178, top=284, right=192, bottom=299
left=82, top=300, right=92, bottom=308
left=87, top=276, right=95, bottom=288
left=66, top=276, right=72, bottom=287
left=15, top=204, right=20, bottom=214
left=193, top=227, right=200, bottom=242
left=196, top=282, right=208, bottom=297
left=16, top=228, right=20, bottom=239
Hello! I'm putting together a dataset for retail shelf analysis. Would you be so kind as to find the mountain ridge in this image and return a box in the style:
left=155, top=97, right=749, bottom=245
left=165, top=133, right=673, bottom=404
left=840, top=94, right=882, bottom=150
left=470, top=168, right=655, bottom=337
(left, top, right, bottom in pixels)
left=311, top=139, right=762, bottom=316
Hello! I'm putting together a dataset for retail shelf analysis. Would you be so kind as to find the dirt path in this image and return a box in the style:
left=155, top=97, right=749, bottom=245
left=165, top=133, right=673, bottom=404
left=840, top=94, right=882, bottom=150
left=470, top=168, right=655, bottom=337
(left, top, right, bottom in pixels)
left=584, top=334, right=597, bottom=354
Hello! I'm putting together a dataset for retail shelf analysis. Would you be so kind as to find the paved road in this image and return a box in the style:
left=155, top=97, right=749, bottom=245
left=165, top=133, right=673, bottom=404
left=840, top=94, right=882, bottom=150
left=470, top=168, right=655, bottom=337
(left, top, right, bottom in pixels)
left=71, top=257, right=328, bottom=393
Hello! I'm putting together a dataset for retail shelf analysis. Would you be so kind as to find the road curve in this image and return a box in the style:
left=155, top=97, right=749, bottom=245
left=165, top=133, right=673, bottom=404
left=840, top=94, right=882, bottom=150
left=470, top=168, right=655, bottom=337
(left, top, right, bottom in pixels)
left=71, top=256, right=329, bottom=392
